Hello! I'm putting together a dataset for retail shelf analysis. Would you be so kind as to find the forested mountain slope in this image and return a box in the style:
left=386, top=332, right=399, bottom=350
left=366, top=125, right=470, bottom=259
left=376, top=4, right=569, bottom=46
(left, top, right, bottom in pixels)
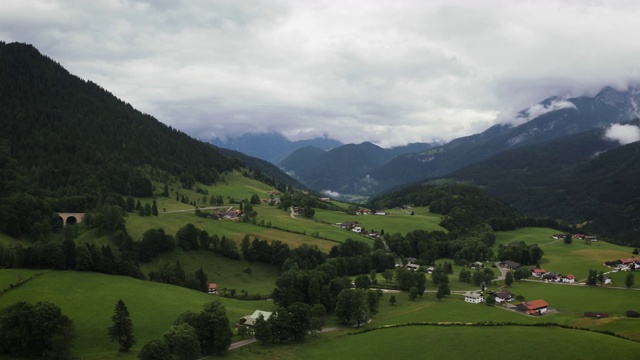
left=445, top=120, right=640, bottom=245
left=0, top=41, right=290, bottom=237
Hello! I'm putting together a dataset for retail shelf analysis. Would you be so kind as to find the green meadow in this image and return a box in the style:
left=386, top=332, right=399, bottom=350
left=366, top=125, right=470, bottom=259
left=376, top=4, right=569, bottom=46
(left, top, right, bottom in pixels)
left=0, top=270, right=275, bottom=359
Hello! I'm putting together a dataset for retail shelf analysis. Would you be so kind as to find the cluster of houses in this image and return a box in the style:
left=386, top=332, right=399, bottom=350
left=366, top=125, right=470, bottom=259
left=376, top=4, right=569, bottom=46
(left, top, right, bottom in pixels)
left=214, top=209, right=242, bottom=220
left=338, top=221, right=380, bottom=238
left=354, top=208, right=387, bottom=216
left=463, top=289, right=550, bottom=316
left=551, top=233, right=598, bottom=241
left=502, top=261, right=580, bottom=284
left=607, top=257, right=639, bottom=271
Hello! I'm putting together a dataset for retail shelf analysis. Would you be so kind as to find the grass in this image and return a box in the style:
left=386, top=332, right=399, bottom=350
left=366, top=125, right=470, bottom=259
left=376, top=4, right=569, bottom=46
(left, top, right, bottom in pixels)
left=138, top=249, right=281, bottom=296
left=296, top=326, right=640, bottom=360
left=0, top=270, right=275, bottom=359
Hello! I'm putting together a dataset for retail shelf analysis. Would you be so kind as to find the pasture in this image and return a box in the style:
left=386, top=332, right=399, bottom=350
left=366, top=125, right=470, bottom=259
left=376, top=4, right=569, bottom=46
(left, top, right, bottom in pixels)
left=0, top=270, right=275, bottom=359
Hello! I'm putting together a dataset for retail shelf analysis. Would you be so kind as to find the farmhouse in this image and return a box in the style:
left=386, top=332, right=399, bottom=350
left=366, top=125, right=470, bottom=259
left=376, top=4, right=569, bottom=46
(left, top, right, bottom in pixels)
left=620, top=257, right=638, bottom=266
left=531, top=268, right=546, bottom=277
left=493, top=290, right=514, bottom=303
left=375, top=210, right=387, bottom=216
left=406, top=263, right=420, bottom=271
left=352, top=226, right=363, bottom=233
left=520, top=299, right=549, bottom=315
left=340, top=221, right=358, bottom=230
left=208, top=283, right=217, bottom=295
left=240, top=310, right=273, bottom=327
left=603, top=276, right=613, bottom=285
left=562, top=274, right=576, bottom=283
left=464, top=291, right=484, bottom=304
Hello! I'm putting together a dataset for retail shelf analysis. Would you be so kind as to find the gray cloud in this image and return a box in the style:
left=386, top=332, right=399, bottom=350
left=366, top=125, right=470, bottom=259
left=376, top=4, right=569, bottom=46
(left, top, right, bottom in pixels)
left=2, top=0, right=640, bottom=147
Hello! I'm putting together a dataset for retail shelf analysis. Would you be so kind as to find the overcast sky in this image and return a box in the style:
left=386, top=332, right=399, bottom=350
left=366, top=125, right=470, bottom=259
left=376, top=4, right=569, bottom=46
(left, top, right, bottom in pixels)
left=3, top=0, right=640, bottom=147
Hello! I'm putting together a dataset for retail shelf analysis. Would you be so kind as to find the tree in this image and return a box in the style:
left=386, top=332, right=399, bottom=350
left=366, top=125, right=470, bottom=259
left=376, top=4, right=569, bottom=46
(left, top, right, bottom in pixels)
left=505, top=271, right=514, bottom=287
left=0, top=301, right=75, bottom=359
left=190, top=300, right=233, bottom=355
left=253, top=314, right=272, bottom=345
left=382, top=269, right=394, bottom=282
left=152, top=199, right=158, bottom=216
left=586, top=269, right=598, bottom=286
left=108, top=299, right=136, bottom=352
left=138, top=339, right=172, bottom=360
left=485, top=295, right=496, bottom=306
left=626, top=272, right=634, bottom=289
left=354, top=274, right=372, bottom=289
left=302, top=206, right=315, bottom=218
left=459, top=268, right=471, bottom=283
left=335, top=289, right=369, bottom=326
left=389, top=295, right=397, bottom=306
left=409, top=286, right=419, bottom=301
left=163, top=323, right=200, bottom=360
left=564, top=233, right=573, bottom=244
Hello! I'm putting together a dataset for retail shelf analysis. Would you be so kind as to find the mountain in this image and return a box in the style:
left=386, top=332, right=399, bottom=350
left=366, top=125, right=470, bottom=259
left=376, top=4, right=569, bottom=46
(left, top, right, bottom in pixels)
left=361, top=86, right=640, bottom=195
left=210, top=132, right=343, bottom=164
left=279, top=141, right=435, bottom=195
left=444, top=119, right=640, bottom=245
left=0, top=41, right=295, bottom=238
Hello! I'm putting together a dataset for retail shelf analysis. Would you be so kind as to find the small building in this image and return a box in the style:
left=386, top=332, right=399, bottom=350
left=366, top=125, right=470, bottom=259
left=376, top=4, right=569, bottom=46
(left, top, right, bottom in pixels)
left=470, top=261, right=484, bottom=269
left=352, top=226, right=363, bottom=233
left=406, top=263, right=420, bottom=271
left=239, top=310, right=273, bottom=327
left=626, top=310, right=640, bottom=318
left=464, top=291, right=484, bottom=304
left=494, top=290, right=514, bottom=303
left=531, top=268, right=546, bottom=277
left=208, top=283, right=217, bottom=295
left=340, top=221, right=358, bottom=230
left=520, top=299, right=549, bottom=315
left=562, top=274, right=576, bottom=283
left=620, top=257, right=638, bottom=266
left=375, top=210, right=387, bottom=216
left=603, top=276, right=613, bottom=285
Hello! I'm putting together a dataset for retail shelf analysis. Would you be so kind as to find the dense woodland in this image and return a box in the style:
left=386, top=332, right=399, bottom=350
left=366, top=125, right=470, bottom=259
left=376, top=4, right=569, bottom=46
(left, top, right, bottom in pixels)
left=447, top=121, right=640, bottom=246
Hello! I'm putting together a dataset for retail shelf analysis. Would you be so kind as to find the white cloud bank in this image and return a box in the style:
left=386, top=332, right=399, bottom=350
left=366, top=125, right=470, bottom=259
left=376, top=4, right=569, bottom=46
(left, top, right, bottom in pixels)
left=604, top=124, right=640, bottom=145
left=2, top=1, right=640, bottom=147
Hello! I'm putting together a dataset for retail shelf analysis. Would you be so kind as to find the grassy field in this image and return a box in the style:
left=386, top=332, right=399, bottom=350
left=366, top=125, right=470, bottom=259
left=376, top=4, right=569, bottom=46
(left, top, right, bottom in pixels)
left=138, top=249, right=281, bottom=296
left=0, top=270, right=275, bottom=359
left=289, top=325, right=640, bottom=360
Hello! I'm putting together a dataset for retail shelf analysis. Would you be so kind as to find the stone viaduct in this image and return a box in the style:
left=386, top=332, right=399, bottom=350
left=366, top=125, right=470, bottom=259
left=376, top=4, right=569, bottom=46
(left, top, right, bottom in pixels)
left=57, top=213, right=85, bottom=227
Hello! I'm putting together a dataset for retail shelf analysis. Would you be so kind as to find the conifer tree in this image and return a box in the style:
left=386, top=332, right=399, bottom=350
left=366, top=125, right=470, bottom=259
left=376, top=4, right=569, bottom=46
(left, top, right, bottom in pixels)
left=108, top=299, right=136, bottom=352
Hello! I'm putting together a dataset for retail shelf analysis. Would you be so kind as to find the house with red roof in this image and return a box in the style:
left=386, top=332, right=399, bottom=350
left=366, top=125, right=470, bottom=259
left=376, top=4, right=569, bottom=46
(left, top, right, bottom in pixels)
left=520, top=299, right=549, bottom=315
left=531, top=268, right=546, bottom=277
left=562, top=274, right=576, bottom=283
left=208, top=283, right=217, bottom=295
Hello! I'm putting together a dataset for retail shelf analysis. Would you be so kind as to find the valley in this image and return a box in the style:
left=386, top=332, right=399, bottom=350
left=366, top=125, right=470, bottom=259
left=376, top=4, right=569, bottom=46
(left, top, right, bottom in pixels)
left=0, top=41, right=639, bottom=359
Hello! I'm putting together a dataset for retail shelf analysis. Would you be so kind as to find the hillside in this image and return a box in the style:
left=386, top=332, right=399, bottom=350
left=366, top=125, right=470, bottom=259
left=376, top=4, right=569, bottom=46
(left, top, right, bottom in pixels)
left=0, top=41, right=297, bottom=239
left=445, top=121, right=640, bottom=245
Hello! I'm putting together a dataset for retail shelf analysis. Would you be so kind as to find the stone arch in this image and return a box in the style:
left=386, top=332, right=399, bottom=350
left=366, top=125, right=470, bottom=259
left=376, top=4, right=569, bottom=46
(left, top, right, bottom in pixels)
left=57, top=213, right=85, bottom=227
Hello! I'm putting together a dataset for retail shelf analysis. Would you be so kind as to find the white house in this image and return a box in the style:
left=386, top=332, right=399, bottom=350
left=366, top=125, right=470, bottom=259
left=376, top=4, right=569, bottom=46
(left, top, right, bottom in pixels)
left=240, top=310, right=273, bottom=327
left=352, top=226, right=363, bottom=233
left=464, top=291, right=484, bottom=304
left=562, top=274, right=576, bottom=283
left=406, top=263, right=420, bottom=271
